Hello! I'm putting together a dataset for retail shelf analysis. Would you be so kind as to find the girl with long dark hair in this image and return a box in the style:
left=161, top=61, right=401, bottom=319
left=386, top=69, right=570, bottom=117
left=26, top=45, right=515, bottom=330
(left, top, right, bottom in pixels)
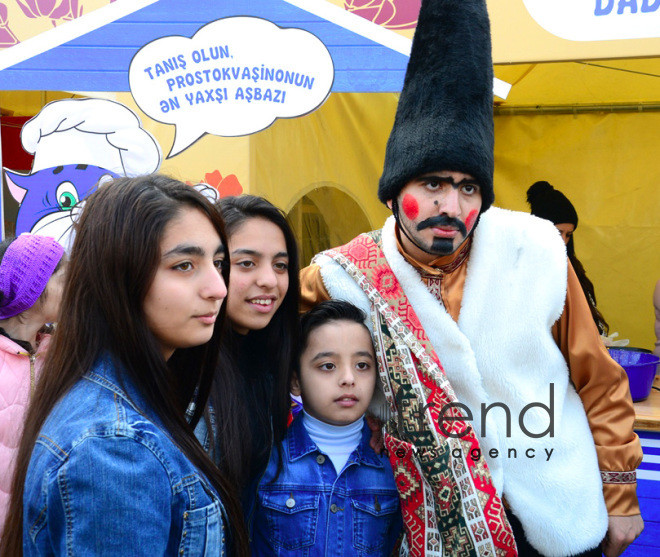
left=1, top=175, right=248, bottom=556
left=204, top=195, right=300, bottom=495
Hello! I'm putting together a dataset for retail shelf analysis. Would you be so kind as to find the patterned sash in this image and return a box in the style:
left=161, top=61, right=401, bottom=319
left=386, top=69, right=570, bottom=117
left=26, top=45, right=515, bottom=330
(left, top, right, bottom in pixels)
left=320, top=231, right=516, bottom=557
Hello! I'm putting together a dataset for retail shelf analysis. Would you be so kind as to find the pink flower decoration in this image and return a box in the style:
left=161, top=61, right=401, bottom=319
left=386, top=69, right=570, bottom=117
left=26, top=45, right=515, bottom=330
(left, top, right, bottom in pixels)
left=0, top=2, right=20, bottom=47
left=344, top=0, right=420, bottom=30
left=16, top=0, right=82, bottom=21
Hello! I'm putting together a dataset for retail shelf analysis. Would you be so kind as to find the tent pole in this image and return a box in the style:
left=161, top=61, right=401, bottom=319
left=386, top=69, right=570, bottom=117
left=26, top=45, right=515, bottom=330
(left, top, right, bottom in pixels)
left=494, top=103, right=660, bottom=116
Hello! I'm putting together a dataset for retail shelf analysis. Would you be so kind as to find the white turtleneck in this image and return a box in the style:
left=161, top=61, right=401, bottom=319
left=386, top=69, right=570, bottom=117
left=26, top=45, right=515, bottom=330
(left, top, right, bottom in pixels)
left=302, top=411, right=363, bottom=474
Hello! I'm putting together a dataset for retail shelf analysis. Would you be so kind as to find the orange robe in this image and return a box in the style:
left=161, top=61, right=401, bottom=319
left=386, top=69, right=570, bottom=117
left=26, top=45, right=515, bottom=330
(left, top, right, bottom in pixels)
left=301, top=229, right=642, bottom=517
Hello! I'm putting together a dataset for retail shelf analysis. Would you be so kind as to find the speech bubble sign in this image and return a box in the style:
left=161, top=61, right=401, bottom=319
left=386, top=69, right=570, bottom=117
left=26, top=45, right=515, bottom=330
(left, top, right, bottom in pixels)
left=523, top=0, right=660, bottom=42
left=129, top=17, right=334, bottom=157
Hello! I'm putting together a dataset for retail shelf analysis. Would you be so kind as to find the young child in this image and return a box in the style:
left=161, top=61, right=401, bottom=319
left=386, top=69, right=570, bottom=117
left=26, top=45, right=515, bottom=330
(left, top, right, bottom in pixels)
left=250, top=300, right=403, bottom=556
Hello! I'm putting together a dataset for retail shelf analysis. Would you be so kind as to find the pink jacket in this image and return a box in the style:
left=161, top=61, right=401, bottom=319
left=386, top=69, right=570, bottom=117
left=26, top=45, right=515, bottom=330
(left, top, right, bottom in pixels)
left=0, top=333, right=50, bottom=535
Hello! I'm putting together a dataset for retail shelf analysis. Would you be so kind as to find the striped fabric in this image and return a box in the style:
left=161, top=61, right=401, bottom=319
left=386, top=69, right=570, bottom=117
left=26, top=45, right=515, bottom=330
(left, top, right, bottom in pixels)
left=625, top=431, right=659, bottom=556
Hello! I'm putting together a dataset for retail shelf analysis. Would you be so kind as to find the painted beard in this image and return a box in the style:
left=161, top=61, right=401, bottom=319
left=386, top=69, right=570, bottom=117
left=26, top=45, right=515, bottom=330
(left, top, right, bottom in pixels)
left=415, top=215, right=468, bottom=256
left=430, top=237, right=455, bottom=255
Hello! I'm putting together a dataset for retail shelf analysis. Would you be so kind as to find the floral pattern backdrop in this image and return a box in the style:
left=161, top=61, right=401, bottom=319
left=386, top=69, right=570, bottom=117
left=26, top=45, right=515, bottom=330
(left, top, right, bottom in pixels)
left=342, top=0, right=419, bottom=30
left=0, top=0, right=116, bottom=48
left=1, top=1, right=420, bottom=51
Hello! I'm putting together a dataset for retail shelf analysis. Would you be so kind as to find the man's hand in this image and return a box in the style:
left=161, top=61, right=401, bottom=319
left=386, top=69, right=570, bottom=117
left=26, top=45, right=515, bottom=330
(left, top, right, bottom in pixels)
left=602, top=515, right=644, bottom=557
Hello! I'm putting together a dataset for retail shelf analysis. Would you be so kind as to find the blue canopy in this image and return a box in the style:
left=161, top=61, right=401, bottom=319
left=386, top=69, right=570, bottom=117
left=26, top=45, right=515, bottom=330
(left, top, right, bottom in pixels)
left=0, top=0, right=409, bottom=93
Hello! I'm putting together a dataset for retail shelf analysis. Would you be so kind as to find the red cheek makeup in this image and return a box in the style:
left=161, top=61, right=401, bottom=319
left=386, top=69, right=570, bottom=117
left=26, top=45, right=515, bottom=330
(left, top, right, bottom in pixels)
left=402, top=194, right=420, bottom=220
left=465, top=209, right=478, bottom=231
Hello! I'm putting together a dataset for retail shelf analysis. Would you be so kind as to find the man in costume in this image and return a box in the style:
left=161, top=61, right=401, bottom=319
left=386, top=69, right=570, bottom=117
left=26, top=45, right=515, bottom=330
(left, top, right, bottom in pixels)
left=300, top=1, right=643, bottom=556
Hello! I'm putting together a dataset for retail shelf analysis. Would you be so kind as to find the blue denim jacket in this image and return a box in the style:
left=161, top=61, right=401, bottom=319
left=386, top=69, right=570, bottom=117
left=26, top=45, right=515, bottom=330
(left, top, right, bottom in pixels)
left=250, top=415, right=402, bottom=556
left=23, top=356, right=227, bottom=556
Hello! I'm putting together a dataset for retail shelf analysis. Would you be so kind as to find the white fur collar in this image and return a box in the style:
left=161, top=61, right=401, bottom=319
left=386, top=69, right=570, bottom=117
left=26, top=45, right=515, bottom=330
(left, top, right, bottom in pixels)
left=318, top=210, right=607, bottom=555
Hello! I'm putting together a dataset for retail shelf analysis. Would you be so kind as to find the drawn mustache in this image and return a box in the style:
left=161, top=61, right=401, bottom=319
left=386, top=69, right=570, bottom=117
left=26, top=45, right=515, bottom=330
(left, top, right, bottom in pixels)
left=416, top=215, right=467, bottom=236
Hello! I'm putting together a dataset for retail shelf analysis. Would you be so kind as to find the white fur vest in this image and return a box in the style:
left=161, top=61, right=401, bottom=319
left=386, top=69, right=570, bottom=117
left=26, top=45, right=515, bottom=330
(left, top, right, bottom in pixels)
left=315, top=208, right=608, bottom=556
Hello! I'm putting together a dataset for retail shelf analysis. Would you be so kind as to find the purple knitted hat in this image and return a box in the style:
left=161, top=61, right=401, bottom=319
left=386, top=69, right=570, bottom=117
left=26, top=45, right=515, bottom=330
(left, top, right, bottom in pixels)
left=0, top=234, right=65, bottom=319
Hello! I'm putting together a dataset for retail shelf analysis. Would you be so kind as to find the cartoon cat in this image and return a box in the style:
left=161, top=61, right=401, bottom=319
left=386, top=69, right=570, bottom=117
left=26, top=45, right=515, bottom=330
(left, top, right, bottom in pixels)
left=5, top=164, right=118, bottom=249
left=2, top=98, right=162, bottom=248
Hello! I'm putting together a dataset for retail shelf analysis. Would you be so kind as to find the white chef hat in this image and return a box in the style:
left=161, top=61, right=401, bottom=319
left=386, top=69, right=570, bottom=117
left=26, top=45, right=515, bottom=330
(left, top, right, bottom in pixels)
left=21, top=98, right=162, bottom=177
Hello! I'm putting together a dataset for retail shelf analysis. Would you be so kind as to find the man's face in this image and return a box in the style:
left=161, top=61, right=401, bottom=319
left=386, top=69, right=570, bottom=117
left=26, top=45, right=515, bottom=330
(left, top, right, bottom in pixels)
left=388, top=171, right=482, bottom=263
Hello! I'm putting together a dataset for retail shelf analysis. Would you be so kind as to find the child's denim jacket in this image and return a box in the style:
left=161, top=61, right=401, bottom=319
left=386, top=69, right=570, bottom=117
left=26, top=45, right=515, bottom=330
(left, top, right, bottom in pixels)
left=23, top=356, right=228, bottom=556
left=250, top=415, right=402, bottom=556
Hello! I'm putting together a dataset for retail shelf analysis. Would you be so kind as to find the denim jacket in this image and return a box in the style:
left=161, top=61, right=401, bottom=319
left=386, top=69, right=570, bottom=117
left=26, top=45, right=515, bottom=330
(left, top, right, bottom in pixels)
left=250, top=415, right=402, bottom=556
left=23, top=356, right=228, bottom=556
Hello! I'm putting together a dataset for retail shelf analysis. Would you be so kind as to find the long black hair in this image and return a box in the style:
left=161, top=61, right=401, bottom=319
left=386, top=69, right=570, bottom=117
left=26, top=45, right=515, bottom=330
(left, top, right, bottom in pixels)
left=1, top=175, right=248, bottom=556
left=566, top=238, right=609, bottom=335
left=209, top=195, right=300, bottom=488
left=527, top=181, right=609, bottom=335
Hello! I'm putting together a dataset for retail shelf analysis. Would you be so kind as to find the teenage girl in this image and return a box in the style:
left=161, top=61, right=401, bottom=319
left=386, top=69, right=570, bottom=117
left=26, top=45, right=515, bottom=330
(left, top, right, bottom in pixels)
left=205, top=195, right=300, bottom=492
left=1, top=175, right=248, bottom=556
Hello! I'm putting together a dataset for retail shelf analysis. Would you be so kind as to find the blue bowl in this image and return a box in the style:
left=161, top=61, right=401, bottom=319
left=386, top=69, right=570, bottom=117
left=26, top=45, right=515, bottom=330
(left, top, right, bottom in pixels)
left=608, top=348, right=659, bottom=402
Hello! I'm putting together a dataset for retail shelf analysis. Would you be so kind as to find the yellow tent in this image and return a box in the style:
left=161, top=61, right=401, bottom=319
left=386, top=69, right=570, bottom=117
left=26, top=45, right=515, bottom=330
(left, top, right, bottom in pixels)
left=115, top=77, right=659, bottom=351
left=1, top=0, right=659, bottom=349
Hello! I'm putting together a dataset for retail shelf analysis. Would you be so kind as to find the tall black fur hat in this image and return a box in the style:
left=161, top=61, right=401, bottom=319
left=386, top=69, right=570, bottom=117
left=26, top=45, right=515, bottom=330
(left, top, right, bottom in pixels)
left=378, top=0, right=495, bottom=211
left=527, top=181, right=578, bottom=227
